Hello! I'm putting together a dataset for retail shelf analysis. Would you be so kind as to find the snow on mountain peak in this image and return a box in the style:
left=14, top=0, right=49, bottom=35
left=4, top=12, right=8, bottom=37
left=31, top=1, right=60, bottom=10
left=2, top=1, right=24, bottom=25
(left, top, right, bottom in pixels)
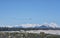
left=0, top=22, right=59, bottom=28
left=49, top=22, right=59, bottom=28
left=21, top=24, right=38, bottom=28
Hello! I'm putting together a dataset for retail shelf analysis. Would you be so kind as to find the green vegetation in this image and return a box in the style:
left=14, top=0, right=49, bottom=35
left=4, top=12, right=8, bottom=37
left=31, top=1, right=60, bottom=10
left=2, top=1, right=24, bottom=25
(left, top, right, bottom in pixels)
left=0, top=32, right=60, bottom=38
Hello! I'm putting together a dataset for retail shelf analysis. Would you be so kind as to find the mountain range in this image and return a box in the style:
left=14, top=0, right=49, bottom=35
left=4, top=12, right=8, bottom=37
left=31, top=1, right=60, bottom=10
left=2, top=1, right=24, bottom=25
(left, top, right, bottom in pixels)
left=0, top=23, right=60, bottom=28
left=0, top=23, right=60, bottom=31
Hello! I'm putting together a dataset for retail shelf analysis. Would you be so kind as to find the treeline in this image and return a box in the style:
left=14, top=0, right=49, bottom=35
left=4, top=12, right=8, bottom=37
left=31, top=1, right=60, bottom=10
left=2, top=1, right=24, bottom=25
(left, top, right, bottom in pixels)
left=0, top=27, right=60, bottom=31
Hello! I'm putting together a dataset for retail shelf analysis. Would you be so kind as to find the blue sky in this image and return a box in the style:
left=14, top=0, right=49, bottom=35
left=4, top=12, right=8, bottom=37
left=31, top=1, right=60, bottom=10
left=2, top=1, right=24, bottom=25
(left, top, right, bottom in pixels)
left=0, top=0, right=60, bottom=25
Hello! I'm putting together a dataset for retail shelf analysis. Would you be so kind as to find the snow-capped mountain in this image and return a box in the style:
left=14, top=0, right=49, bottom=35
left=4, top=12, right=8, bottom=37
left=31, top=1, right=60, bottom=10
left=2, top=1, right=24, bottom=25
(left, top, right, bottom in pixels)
left=13, top=25, right=23, bottom=28
left=0, top=22, right=60, bottom=28
left=0, top=23, right=60, bottom=31
left=34, top=23, right=60, bottom=29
